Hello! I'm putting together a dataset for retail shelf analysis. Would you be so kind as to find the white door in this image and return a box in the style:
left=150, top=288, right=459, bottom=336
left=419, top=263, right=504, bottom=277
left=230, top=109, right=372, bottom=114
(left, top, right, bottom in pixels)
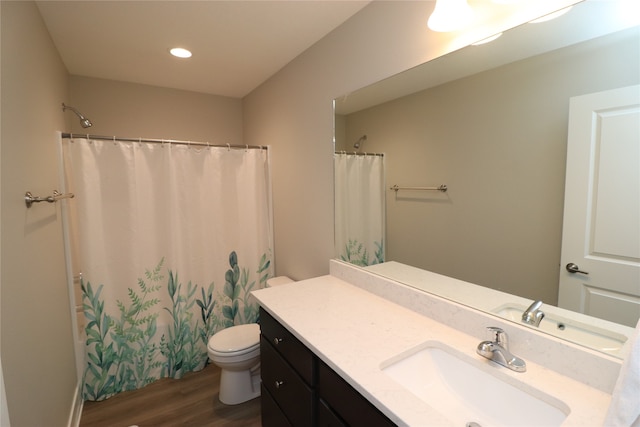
left=558, top=85, right=640, bottom=328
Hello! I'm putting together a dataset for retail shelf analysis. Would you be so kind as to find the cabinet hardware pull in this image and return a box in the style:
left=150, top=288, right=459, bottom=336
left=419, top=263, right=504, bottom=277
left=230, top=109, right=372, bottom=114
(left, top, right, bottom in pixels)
left=273, top=337, right=283, bottom=345
left=274, top=380, right=284, bottom=389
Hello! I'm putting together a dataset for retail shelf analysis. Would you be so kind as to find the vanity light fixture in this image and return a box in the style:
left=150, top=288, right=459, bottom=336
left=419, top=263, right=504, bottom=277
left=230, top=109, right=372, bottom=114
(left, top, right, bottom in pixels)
left=169, top=47, right=192, bottom=58
left=529, top=6, right=573, bottom=23
left=427, top=0, right=474, bottom=32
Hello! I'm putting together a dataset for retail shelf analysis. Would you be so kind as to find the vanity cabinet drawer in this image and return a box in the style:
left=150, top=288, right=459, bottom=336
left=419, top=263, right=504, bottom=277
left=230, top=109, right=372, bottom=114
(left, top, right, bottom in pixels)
left=261, top=335, right=316, bottom=425
left=260, top=307, right=316, bottom=384
left=318, top=360, right=396, bottom=427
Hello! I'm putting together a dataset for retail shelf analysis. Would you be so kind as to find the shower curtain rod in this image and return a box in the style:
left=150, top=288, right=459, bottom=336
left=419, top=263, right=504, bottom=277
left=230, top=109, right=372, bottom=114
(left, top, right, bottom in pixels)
left=334, top=151, right=383, bottom=157
left=61, top=133, right=267, bottom=150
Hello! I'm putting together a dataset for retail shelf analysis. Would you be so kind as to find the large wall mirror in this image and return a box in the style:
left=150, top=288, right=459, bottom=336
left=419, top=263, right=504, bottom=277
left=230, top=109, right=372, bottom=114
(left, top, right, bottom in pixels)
left=334, top=1, right=639, bottom=358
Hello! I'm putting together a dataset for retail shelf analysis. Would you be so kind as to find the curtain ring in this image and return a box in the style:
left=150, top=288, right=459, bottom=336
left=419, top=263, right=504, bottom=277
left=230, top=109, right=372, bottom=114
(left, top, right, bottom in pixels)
left=227, top=143, right=231, bottom=151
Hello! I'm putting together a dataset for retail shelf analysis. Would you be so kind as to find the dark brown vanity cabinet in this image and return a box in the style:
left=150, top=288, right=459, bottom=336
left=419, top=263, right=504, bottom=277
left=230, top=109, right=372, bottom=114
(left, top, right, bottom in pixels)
left=318, top=360, right=396, bottom=427
left=259, top=308, right=396, bottom=427
left=260, top=308, right=317, bottom=425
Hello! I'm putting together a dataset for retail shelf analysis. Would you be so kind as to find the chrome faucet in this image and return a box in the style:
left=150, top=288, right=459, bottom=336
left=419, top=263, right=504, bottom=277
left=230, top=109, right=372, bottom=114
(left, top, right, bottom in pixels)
left=522, top=300, right=545, bottom=327
left=476, top=327, right=526, bottom=372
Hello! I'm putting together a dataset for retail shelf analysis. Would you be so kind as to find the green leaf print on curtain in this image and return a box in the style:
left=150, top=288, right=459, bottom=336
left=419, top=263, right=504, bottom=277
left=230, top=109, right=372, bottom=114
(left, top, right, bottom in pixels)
left=340, top=239, right=384, bottom=267
left=82, top=252, right=269, bottom=401
left=81, top=259, right=164, bottom=401
left=160, top=271, right=204, bottom=379
left=222, top=251, right=270, bottom=327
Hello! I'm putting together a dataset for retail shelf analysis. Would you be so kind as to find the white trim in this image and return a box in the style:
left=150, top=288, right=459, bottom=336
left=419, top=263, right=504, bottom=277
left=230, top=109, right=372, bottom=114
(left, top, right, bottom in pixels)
left=1, top=357, right=11, bottom=427
left=66, top=380, right=83, bottom=427
left=57, top=131, right=85, bottom=381
left=265, top=145, right=275, bottom=274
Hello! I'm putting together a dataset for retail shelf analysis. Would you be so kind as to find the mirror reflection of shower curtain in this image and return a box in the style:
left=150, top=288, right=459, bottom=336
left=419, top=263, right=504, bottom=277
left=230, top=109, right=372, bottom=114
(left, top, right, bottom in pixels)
left=334, top=153, right=385, bottom=266
left=59, top=137, right=273, bottom=401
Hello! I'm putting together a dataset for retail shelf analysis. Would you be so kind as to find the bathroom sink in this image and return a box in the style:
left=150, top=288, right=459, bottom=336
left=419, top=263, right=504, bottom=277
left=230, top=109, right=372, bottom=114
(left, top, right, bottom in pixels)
left=492, top=303, right=627, bottom=356
left=381, top=342, right=569, bottom=427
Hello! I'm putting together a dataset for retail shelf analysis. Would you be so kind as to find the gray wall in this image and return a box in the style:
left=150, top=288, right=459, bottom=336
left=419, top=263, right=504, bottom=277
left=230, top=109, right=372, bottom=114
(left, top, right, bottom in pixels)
left=242, top=1, right=478, bottom=280
left=68, top=76, right=243, bottom=142
left=1, top=2, right=77, bottom=425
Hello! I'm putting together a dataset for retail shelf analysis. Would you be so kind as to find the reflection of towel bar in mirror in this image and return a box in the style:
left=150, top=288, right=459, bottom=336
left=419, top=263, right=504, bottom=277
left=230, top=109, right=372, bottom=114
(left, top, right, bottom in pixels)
left=390, top=184, right=447, bottom=193
left=25, top=190, right=75, bottom=208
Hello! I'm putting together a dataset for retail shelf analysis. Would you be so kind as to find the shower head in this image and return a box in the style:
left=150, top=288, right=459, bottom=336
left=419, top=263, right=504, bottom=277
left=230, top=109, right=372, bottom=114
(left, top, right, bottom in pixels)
left=354, top=135, right=367, bottom=149
left=62, top=103, right=92, bottom=128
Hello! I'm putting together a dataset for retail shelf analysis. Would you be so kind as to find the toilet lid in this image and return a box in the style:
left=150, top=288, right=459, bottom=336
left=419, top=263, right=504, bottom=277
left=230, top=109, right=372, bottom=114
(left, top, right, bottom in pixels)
left=208, top=323, right=260, bottom=353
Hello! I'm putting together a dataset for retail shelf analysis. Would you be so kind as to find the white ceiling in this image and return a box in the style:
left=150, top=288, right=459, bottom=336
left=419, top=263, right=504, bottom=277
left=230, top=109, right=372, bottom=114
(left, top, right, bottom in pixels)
left=36, top=1, right=370, bottom=98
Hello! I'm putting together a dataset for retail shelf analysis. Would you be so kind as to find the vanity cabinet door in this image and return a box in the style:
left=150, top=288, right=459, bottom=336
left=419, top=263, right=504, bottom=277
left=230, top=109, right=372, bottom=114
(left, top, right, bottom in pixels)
left=260, top=308, right=316, bottom=384
left=261, top=335, right=316, bottom=425
left=318, top=398, right=347, bottom=427
left=318, top=361, right=396, bottom=427
left=260, top=383, right=292, bottom=427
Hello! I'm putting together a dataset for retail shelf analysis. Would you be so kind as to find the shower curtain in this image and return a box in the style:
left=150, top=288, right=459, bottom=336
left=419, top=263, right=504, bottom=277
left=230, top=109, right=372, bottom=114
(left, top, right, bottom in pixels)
left=60, top=137, right=273, bottom=401
left=334, top=153, right=385, bottom=266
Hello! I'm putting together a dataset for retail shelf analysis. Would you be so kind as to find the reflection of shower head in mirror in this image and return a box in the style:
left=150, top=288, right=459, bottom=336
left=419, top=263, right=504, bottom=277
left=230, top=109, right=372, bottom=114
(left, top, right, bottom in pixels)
left=354, top=135, right=367, bottom=149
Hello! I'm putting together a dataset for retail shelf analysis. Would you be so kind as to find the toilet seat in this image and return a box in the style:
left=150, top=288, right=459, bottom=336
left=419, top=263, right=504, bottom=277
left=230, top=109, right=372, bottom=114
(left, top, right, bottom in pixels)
left=208, top=323, right=260, bottom=357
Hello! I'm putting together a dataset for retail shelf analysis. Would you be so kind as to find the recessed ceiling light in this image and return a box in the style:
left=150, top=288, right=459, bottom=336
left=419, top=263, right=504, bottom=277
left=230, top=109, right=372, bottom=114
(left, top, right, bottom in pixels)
left=169, top=47, right=192, bottom=59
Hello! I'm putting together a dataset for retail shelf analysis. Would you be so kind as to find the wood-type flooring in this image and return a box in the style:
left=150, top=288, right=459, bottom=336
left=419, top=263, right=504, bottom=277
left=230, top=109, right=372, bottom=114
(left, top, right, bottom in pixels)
left=79, top=363, right=261, bottom=427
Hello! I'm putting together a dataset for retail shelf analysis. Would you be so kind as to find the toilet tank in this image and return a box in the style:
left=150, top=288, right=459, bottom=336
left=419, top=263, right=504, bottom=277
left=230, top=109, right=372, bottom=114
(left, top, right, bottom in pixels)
left=266, top=276, right=293, bottom=287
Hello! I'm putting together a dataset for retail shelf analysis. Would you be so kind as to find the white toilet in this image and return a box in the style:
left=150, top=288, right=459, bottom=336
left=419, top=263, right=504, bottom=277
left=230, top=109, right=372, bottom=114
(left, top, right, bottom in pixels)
left=207, top=276, right=293, bottom=405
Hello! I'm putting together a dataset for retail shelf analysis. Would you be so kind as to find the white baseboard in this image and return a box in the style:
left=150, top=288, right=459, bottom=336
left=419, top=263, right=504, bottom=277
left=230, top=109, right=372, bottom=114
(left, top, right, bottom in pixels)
left=1, top=356, right=11, bottom=427
left=67, top=380, right=83, bottom=427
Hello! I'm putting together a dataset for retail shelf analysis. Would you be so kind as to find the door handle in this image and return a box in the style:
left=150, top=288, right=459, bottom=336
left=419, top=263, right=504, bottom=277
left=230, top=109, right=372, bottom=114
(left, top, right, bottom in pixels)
left=566, top=263, right=589, bottom=275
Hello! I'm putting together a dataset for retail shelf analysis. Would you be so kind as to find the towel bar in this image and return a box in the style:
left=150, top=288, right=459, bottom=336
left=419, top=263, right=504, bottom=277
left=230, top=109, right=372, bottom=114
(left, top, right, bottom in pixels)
left=25, top=190, right=74, bottom=208
left=390, top=184, right=447, bottom=193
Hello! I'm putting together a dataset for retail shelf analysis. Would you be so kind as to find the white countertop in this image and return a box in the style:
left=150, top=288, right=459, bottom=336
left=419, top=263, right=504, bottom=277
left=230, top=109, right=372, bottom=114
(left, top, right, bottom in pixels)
left=252, top=275, right=612, bottom=426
